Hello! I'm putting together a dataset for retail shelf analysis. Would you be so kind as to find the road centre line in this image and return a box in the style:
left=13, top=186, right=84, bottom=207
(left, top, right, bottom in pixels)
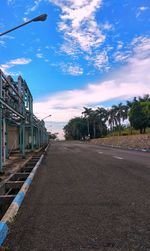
left=113, top=156, right=124, bottom=160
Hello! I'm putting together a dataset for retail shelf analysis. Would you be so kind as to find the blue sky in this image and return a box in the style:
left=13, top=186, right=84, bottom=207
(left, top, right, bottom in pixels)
left=0, top=0, right=150, bottom=138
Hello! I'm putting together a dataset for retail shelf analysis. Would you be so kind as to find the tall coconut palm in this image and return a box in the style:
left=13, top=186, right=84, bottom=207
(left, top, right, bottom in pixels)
left=108, top=108, right=117, bottom=135
left=138, top=94, right=150, bottom=102
left=96, top=107, right=108, bottom=136
left=89, top=110, right=98, bottom=139
left=112, top=103, right=128, bottom=135
left=82, top=107, right=93, bottom=138
left=126, top=100, right=133, bottom=134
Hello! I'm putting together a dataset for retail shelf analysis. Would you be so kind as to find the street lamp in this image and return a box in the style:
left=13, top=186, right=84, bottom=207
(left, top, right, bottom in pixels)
left=0, top=14, right=47, bottom=37
left=41, top=114, right=51, bottom=121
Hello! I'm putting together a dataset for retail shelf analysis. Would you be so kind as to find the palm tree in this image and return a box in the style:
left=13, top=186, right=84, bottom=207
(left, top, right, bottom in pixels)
left=108, top=108, right=117, bottom=135
left=138, top=94, right=150, bottom=102
left=96, top=107, right=108, bottom=136
left=89, top=110, right=98, bottom=139
left=126, top=100, right=133, bottom=134
left=110, top=103, right=128, bottom=135
left=82, top=107, right=93, bottom=138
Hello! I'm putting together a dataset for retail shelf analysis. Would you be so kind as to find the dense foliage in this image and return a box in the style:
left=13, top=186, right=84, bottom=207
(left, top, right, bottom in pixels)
left=63, top=94, right=150, bottom=140
left=49, top=132, right=58, bottom=140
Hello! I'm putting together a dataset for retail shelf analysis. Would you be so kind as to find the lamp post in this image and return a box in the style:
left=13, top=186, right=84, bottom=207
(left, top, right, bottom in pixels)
left=0, top=14, right=47, bottom=37
left=41, top=114, right=51, bottom=121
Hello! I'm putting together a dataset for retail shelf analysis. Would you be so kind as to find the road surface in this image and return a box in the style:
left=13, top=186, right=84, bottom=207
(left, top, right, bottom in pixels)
left=3, top=141, right=150, bottom=251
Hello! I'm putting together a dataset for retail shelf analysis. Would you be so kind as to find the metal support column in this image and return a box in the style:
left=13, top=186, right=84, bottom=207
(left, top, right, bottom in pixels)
left=20, top=120, right=25, bottom=158
left=22, top=82, right=25, bottom=158
left=22, top=121, right=25, bottom=158
left=5, top=121, right=9, bottom=159
left=29, top=96, right=34, bottom=151
left=0, top=72, right=3, bottom=172
left=2, top=118, right=6, bottom=163
left=38, top=128, right=41, bottom=149
left=36, top=127, right=38, bottom=149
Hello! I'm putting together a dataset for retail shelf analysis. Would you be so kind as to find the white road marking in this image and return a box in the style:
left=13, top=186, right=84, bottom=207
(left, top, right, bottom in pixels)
left=113, top=156, right=124, bottom=160
left=98, top=151, right=103, bottom=154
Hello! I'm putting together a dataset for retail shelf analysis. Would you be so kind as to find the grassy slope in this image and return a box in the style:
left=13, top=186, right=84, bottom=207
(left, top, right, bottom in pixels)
left=91, top=130, right=150, bottom=150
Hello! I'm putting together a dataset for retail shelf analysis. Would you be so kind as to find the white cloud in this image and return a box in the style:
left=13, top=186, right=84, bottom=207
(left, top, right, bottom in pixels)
left=7, top=0, right=15, bottom=5
left=85, top=50, right=110, bottom=71
left=114, top=51, right=130, bottom=62
left=33, top=36, right=150, bottom=137
left=0, top=40, right=6, bottom=47
left=23, top=17, right=29, bottom=22
left=24, top=0, right=42, bottom=15
left=114, top=37, right=150, bottom=63
left=139, top=6, right=148, bottom=11
left=50, top=0, right=105, bottom=54
left=36, top=53, right=43, bottom=58
left=132, top=37, right=150, bottom=56
left=60, top=43, right=79, bottom=58
left=0, top=58, right=32, bottom=74
left=102, top=22, right=112, bottom=30
left=136, top=6, right=149, bottom=18
left=61, top=63, right=83, bottom=76
left=9, top=58, right=32, bottom=65
left=91, top=51, right=108, bottom=70
left=117, top=41, right=123, bottom=49
left=49, top=0, right=115, bottom=72
left=1, top=35, right=15, bottom=40
left=0, top=35, right=15, bottom=48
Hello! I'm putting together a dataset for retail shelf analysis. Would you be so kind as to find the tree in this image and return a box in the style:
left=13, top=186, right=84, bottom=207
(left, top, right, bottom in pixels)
left=141, top=102, right=150, bottom=128
left=111, top=103, right=128, bottom=135
left=129, top=102, right=147, bottom=133
left=138, top=94, right=150, bottom=102
left=82, top=107, right=92, bottom=138
left=96, top=107, right=108, bottom=137
left=89, top=110, right=98, bottom=139
left=63, top=117, right=87, bottom=140
left=48, top=132, right=58, bottom=140
left=64, top=94, right=150, bottom=140
left=108, top=108, right=117, bottom=134
left=82, top=108, right=107, bottom=139
left=128, top=94, right=150, bottom=134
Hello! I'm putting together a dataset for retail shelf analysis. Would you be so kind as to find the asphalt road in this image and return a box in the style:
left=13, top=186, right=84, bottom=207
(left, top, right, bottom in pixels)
left=3, top=141, right=150, bottom=251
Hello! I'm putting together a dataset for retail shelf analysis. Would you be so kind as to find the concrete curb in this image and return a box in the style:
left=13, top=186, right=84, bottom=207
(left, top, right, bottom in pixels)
left=0, top=144, right=49, bottom=246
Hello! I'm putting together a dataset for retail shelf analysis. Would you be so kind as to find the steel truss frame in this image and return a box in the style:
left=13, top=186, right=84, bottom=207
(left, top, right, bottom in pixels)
left=0, top=69, right=49, bottom=172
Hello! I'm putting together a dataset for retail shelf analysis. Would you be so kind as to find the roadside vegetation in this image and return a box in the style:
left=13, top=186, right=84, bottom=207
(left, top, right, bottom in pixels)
left=63, top=94, right=150, bottom=140
left=48, top=132, right=58, bottom=140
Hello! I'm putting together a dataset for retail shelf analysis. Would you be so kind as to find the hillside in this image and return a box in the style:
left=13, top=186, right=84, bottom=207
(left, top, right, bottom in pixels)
left=90, top=134, right=150, bottom=151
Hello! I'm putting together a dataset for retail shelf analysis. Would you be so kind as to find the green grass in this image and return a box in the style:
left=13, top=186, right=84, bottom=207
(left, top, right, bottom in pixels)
left=108, top=127, right=150, bottom=137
